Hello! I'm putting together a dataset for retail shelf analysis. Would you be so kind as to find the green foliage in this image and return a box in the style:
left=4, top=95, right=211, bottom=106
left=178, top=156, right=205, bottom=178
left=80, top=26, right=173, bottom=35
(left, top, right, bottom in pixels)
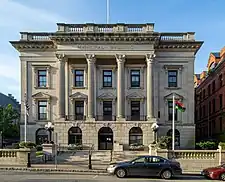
left=219, top=142, right=225, bottom=149
left=12, top=143, right=20, bottom=149
left=0, top=104, right=20, bottom=138
left=196, top=141, right=217, bottom=150
left=129, top=143, right=145, bottom=151
left=19, top=141, right=36, bottom=149
left=36, top=151, right=43, bottom=157
left=36, top=145, right=43, bottom=151
left=156, top=136, right=172, bottom=149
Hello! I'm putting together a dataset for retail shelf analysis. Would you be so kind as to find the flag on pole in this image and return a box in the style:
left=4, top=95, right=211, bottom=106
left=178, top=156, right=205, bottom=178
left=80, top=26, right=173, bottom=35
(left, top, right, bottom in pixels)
left=24, top=93, right=30, bottom=116
left=175, top=100, right=186, bottom=112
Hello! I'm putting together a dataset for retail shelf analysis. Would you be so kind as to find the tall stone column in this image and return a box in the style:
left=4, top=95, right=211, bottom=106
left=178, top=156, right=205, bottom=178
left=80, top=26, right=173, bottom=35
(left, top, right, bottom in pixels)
left=146, top=53, right=155, bottom=120
left=115, top=54, right=126, bottom=119
left=85, top=54, right=96, bottom=119
left=65, top=59, right=69, bottom=118
left=56, top=53, right=66, bottom=118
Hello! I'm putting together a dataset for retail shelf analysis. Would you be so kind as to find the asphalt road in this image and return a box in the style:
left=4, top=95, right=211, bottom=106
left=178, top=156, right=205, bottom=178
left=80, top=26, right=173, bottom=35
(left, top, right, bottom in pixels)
left=0, top=171, right=211, bottom=182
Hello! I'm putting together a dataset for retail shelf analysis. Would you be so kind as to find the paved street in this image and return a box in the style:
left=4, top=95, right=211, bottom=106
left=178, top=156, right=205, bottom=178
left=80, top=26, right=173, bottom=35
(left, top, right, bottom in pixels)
left=0, top=171, right=212, bottom=182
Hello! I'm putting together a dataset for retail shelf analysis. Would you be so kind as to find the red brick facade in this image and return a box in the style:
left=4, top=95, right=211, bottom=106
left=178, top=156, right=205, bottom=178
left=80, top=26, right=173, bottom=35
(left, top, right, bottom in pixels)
left=195, top=47, right=225, bottom=142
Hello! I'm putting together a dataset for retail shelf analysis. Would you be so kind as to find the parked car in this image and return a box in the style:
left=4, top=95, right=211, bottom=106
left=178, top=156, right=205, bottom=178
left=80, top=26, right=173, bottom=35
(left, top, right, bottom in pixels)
left=201, top=164, right=225, bottom=180
left=106, top=155, right=182, bottom=179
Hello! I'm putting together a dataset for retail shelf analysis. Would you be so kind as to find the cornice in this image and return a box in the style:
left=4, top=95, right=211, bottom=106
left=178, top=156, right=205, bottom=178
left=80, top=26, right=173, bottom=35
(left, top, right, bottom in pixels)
left=10, top=41, right=56, bottom=51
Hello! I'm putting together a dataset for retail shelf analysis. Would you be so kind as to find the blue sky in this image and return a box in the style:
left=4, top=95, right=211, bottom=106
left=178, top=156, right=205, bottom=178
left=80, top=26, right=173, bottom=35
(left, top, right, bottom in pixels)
left=0, top=0, right=225, bottom=101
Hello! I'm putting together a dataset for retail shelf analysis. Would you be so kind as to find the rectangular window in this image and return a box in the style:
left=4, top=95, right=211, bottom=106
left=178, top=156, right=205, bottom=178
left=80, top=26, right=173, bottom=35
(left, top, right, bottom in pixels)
left=219, top=74, right=223, bottom=87
left=75, top=101, right=84, bottom=120
left=212, top=120, right=216, bottom=130
left=38, top=101, right=47, bottom=120
left=220, top=94, right=223, bottom=109
left=74, top=70, right=84, bottom=87
left=208, top=84, right=211, bottom=96
left=212, top=98, right=216, bottom=112
left=130, top=70, right=140, bottom=87
left=203, top=105, right=206, bottom=117
left=209, top=101, right=211, bottom=114
left=103, top=101, right=112, bottom=121
left=220, top=117, right=223, bottom=132
left=131, top=101, right=140, bottom=120
left=199, top=106, right=202, bottom=118
left=103, top=70, right=112, bottom=87
left=168, top=70, right=178, bottom=87
left=38, top=70, right=47, bottom=87
left=168, top=101, right=177, bottom=121
left=212, top=80, right=216, bottom=92
left=203, top=89, right=206, bottom=99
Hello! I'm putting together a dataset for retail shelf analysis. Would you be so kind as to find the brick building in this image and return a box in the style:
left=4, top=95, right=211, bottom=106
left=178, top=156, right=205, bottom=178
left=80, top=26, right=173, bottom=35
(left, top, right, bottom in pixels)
left=195, top=47, right=225, bottom=142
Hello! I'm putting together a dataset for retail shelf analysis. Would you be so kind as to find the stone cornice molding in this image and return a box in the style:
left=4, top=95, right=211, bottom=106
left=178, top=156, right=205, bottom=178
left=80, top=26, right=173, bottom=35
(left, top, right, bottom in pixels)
left=9, top=41, right=55, bottom=51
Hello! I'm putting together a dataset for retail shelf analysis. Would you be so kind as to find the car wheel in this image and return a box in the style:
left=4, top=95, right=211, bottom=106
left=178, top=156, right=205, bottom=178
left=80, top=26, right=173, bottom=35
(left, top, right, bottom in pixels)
left=161, top=169, right=172, bottom=179
left=220, top=173, right=225, bottom=181
left=115, top=168, right=126, bottom=178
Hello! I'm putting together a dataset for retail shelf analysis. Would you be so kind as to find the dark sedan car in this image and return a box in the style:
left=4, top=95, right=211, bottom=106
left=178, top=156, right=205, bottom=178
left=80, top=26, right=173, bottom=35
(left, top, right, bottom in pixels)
left=106, top=155, right=182, bottom=179
left=201, top=164, right=225, bottom=180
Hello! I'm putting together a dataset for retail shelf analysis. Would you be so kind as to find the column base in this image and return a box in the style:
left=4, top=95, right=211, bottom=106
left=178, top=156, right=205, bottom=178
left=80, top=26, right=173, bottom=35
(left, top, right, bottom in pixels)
left=86, top=117, right=95, bottom=122
left=116, top=117, right=126, bottom=121
left=147, top=117, right=157, bottom=122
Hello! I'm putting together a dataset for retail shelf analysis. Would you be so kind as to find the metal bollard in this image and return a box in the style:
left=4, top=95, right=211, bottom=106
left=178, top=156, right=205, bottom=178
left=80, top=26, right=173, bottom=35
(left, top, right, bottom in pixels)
left=27, top=153, right=31, bottom=168
left=88, top=151, right=92, bottom=169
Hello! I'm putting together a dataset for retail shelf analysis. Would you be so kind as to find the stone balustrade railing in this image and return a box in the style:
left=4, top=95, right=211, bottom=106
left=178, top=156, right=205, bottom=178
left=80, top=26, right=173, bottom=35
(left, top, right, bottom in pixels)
left=171, top=150, right=217, bottom=159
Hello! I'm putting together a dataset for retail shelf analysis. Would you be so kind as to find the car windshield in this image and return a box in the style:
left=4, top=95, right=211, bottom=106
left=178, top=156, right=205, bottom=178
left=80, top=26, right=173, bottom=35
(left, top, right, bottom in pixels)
left=131, top=156, right=147, bottom=163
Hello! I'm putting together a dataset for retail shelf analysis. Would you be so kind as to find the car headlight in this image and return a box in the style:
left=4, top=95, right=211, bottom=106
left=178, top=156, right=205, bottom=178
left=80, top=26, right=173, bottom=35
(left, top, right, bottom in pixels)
left=108, top=164, right=116, bottom=168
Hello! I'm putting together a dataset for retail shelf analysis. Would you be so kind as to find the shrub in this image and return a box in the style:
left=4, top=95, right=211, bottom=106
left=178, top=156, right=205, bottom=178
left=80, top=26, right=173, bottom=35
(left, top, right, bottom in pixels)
left=129, top=143, right=145, bottom=151
left=219, top=142, right=225, bottom=149
left=67, top=144, right=83, bottom=150
left=156, top=136, right=172, bottom=149
left=19, top=141, right=36, bottom=149
left=36, top=145, right=43, bottom=151
left=196, top=141, right=217, bottom=150
left=12, top=143, right=20, bottom=149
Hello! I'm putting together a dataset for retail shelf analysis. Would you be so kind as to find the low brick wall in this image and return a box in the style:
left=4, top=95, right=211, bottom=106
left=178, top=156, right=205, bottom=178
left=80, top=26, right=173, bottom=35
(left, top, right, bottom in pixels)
left=0, top=148, right=36, bottom=167
left=156, top=149, right=220, bottom=172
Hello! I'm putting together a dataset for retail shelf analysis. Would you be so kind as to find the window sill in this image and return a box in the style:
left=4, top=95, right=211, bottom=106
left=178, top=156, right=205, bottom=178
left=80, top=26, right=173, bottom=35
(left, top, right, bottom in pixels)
left=129, top=87, right=143, bottom=89
left=165, top=87, right=181, bottom=90
left=72, top=86, right=86, bottom=89
left=100, top=87, right=115, bottom=90
left=34, top=86, right=49, bottom=89
left=35, top=119, right=50, bottom=122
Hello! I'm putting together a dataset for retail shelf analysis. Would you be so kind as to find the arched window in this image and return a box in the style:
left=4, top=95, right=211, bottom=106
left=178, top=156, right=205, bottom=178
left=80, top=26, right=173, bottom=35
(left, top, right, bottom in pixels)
left=129, top=127, right=143, bottom=145
left=68, top=127, right=82, bottom=145
left=36, top=128, right=51, bottom=145
left=98, top=127, right=113, bottom=150
left=167, top=129, right=180, bottom=147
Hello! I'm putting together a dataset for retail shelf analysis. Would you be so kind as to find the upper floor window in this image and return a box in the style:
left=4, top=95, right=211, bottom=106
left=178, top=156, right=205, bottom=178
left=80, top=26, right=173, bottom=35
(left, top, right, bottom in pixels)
left=203, top=105, right=206, bottom=117
left=130, top=70, right=140, bottom=87
left=219, top=94, right=223, bottom=109
left=38, top=100, right=47, bottom=120
left=212, top=80, right=216, bottom=92
left=75, top=101, right=84, bottom=120
left=168, top=70, right=177, bottom=87
left=168, top=101, right=177, bottom=121
left=220, top=117, right=223, bottom=132
left=219, top=74, right=223, bottom=87
left=103, top=70, right=112, bottom=87
left=74, top=70, right=84, bottom=87
left=209, top=101, right=211, bottom=114
left=208, top=84, right=211, bottom=96
left=212, top=98, right=216, bottom=112
left=203, top=89, right=206, bottom=99
left=38, top=70, right=47, bottom=87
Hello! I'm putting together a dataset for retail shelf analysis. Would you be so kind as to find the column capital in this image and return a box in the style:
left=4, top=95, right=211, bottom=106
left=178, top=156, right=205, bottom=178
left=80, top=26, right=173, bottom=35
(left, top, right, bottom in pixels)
left=56, top=53, right=66, bottom=61
left=85, top=54, right=96, bottom=63
left=146, top=53, right=156, bottom=64
left=115, top=54, right=126, bottom=63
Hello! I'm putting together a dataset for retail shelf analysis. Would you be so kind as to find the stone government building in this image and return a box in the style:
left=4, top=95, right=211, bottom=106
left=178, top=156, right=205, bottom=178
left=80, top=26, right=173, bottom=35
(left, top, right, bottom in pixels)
left=10, top=23, right=203, bottom=150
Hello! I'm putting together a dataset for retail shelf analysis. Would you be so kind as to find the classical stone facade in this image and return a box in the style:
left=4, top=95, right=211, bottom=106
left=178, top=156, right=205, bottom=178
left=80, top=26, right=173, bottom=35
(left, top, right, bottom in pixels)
left=10, top=23, right=203, bottom=150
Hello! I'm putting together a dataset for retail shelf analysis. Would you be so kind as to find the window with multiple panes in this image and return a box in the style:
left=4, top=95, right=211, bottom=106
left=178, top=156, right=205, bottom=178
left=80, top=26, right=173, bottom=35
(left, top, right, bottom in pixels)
left=203, top=89, right=206, bottom=98
left=208, top=84, right=211, bottom=96
left=209, top=101, right=211, bottom=113
left=212, top=98, right=216, bottom=112
left=37, top=70, right=47, bottom=87
left=103, top=101, right=112, bottom=116
left=168, top=70, right=178, bottom=87
left=219, top=74, right=223, bottom=87
left=219, top=94, right=223, bottom=109
left=130, top=70, right=140, bottom=87
left=168, top=101, right=177, bottom=121
left=103, top=70, right=112, bottom=87
left=131, top=101, right=140, bottom=120
left=203, top=105, right=206, bottom=117
left=75, top=101, right=84, bottom=120
left=212, top=80, right=216, bottom=92
left=74, top=70, right=84, bottom=87
left=220, top=117, right=223, bottom=132
left=38, top=101, right=47, bottom=120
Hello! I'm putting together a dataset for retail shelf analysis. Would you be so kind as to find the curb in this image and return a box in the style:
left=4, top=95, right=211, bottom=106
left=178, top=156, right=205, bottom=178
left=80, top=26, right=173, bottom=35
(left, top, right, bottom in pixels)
left=0, top=167, right=108, bottom=175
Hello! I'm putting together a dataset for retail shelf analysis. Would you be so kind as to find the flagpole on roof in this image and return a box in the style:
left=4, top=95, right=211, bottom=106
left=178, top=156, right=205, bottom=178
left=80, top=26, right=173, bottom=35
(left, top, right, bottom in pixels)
left=172, top=93, right=175, bottom=151
left=106, top=0, right=110, bottom=24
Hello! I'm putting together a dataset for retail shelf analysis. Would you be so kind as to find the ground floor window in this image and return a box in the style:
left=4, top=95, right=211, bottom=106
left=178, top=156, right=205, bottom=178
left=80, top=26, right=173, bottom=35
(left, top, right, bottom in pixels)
left=98, top=127, right=113, bottom=150
left=36, top=128, right=51, bottom=145
left=129, top=127, right=143, bottom=145
left=68, top=127, right=82, bottom=145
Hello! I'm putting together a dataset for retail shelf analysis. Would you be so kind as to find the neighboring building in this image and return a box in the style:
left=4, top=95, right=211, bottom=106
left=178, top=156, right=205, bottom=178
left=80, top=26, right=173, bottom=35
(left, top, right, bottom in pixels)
left=10, top=23, right=203, bottom=149
left=0, top=93, right=20, bottom=111
left=195, top=47, right=225, bottom=142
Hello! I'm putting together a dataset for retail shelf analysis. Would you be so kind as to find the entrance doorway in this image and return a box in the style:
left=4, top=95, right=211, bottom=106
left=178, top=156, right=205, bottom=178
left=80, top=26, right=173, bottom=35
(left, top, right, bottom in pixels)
left=98, top=127, right=113, bottom=150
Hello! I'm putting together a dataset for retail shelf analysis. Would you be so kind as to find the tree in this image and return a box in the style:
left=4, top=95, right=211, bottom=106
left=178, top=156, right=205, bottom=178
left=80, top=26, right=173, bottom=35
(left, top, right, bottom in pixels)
left=0, top=104, right=20, bottom=139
